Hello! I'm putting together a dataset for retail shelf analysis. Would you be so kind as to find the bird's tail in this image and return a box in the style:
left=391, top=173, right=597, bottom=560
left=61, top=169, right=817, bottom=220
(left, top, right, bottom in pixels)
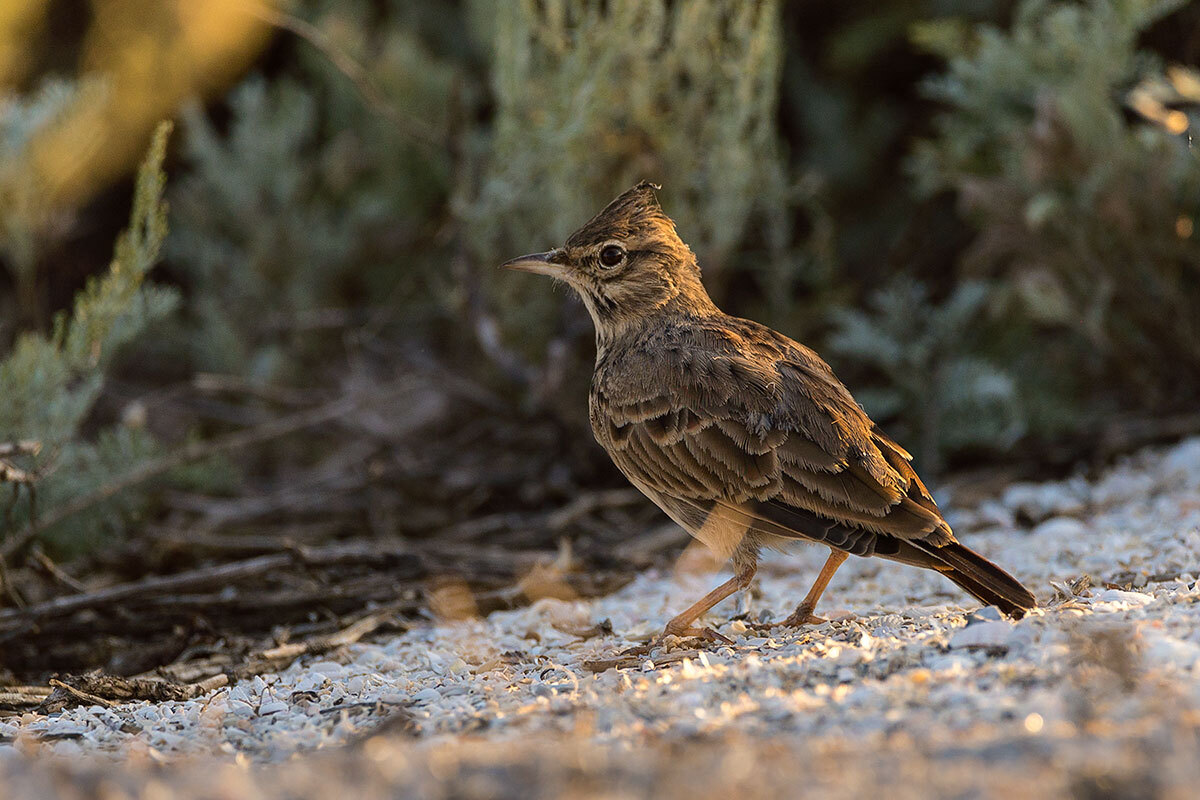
left=892, top=540, right=1037, bottom=618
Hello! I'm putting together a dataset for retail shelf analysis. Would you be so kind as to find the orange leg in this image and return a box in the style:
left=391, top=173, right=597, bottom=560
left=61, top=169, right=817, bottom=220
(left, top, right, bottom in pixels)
left=618, top=561, right=759, bottom=657
left=661, top=561, right=757, bottom=642
left=757, top=548, right=849, bottom=630
left=620, top=565, right=755, bottom=655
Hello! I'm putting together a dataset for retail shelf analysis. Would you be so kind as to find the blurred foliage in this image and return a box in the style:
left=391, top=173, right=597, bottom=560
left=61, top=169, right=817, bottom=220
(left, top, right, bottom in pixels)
left=0, top=0, right=270, bottom=338
left=911, top=0, right=1200, bottom=409
left=0, top=77, right=101, bottom=331
left=165, top=0, right=459, bottom=382
left=829, top=279, right=1025, bottom=473
left=1, top=0, right=269, bottom=212
left=465, top=0, right=792, bottom=354
left=0, top=122, right=175, bottom=556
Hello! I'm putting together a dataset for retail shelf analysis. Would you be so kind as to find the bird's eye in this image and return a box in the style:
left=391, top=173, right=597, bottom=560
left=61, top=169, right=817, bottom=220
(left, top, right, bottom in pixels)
left=598, top=244, right=626, bottom=268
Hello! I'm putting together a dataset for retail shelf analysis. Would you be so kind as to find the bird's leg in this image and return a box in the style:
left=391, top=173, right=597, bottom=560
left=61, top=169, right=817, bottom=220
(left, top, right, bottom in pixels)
left=662, top=569, right=750, bottom=642
left=621, top=562, right=756, bottom=655
left=755, top=548, right=848, bottom=630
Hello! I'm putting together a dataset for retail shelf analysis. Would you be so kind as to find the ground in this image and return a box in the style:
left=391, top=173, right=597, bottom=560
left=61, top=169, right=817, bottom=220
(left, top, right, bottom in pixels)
left=1, top=438, right=1199, bottom=799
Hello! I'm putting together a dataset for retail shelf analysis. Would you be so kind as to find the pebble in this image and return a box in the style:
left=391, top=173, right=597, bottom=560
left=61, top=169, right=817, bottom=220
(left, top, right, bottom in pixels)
left=1030, top=516, right=1088, bottom=539
left=1095, top=589, right=1155, bottom=607
left=1091, top=472, right=1157, bottom=508
left=307, top=662, right=345, bottom=676
left=1160, top=439, right=1200, bottom=487
left=966, top=607, right=1004, bottom=623
left=410, top=688, right=441, bottom=705
left=949, top=621, right=1013, bottom=650
left=1001, top=481, right=1086, bottom=522
left=1142, top=632, right=1200, bottom=670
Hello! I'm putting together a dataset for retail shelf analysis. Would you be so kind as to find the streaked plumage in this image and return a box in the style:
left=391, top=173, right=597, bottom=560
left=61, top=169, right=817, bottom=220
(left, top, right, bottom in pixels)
left=503, top=182, right=1036, bottom=640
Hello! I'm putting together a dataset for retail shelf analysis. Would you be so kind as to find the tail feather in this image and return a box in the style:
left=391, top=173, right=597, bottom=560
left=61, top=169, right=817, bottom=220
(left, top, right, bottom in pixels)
left=894, top=540, right=1037, bottom=618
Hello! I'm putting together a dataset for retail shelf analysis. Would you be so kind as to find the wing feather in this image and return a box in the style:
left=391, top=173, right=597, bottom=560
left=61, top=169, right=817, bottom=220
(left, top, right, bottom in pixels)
left=590, top=317, right=955, bottom=559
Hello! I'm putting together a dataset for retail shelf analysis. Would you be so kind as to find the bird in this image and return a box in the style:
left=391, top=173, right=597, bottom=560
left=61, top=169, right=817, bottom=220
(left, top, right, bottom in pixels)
left=501, top=181, right=1036, bottom=642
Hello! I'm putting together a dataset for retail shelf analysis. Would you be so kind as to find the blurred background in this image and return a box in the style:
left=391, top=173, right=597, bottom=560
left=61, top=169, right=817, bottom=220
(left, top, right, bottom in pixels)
left=0, top=0, right=1198, bottom=678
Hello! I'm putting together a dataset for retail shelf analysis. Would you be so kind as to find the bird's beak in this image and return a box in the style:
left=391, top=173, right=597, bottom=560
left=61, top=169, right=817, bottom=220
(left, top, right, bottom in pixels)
left=499, top=249, right=565, bottom=278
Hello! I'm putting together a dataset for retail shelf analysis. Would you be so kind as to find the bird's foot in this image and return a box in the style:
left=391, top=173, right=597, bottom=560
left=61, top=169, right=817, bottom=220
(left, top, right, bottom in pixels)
left=665, top=625, right=735, bottom=646
left=617, top=625, right=732, bottom=658
left=748, top=602, right=828, bottom=632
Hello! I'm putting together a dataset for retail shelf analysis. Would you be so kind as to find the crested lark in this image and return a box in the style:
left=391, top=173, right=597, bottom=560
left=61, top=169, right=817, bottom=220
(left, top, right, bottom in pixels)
left=503, top=182, right=1036, bottom=641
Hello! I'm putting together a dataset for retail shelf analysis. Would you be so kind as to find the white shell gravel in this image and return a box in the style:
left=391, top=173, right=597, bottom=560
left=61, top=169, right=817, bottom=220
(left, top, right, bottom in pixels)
left=1, top=436, right=1199, bottom=793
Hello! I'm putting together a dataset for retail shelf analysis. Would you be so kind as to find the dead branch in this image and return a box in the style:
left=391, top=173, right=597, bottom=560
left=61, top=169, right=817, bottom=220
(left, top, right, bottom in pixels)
left=0, top=685, right=52, bottom=714
left=244, top=2, right=441, bottom=149
left=36, top=674, right=230, bottom=715
left=147, top=607, right=399, bottom=685
left=192, top=373, right=319, bottom=407
left=0, top=441, right=41, bottom=458
left=0, top=460, right=33, bottom=486
left=231, top=607, right=398, bottom=680
left=546, top=489, right=644, bottom=530
left=582, top=648, right=702, bottom=674
left=0, top=541, right=426, bottom=631
left=0, top=387, right=399, bottom=561
left=45, top=679, right=117, bottom=709
left=29, top=546, right=86, bottom=594
left=0, top=553, right=25, bottom=609
left=0, top=551, right=299, bottom=628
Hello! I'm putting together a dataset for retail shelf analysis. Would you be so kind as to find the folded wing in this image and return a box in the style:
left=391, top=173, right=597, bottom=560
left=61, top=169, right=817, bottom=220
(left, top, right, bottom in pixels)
left=592, top=319, right=951, bottom=559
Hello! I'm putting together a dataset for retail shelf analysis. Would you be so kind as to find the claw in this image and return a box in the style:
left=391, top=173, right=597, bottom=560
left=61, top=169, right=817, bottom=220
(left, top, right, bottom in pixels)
left=618, top=626, right=732, bottom=657
left=662, top=623, right=734, bottom=645
left=748, top=611, right=827, bottom=633
left=617, top=642, right=655, bottom=657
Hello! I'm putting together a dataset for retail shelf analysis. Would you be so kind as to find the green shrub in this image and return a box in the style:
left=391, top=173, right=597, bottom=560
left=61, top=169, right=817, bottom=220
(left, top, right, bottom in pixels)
left=0, top=122, right=176, bottom=556
left=464, top=0, right=792, bottom=359
left=828, top=279, right=1026, bottom=473
left=0, top=79, right=109, bottom=334
left=166, top=0, right=460, bottom=382
left=910, top=0, right=1200, bottom=407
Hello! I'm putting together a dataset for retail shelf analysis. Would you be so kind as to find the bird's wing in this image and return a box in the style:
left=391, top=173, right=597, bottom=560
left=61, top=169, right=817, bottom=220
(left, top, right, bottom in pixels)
left=592, top=322, right=952, bottom=561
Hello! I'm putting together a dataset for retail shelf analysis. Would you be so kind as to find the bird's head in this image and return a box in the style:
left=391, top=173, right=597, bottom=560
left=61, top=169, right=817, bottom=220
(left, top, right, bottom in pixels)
left=501, top=182, right=715, bottom=338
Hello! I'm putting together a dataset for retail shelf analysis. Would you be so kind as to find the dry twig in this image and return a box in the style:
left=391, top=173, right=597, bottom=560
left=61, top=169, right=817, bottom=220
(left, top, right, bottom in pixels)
left=0, top=541, right=421, bottom=631
left=0, top=389, right=392, bottom=561
left=243, top=2, right=440, bottom=149
left=29, top=546, right=86, bottom=594
left=36, top=674, right=231, bottom=715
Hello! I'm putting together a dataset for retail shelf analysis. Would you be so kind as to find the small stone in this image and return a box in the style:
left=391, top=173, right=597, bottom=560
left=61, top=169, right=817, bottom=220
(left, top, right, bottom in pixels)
left=258, top=701, right=288, bottom=716
left=1031, top=516, right=1088, bottom=540
left=966, top=606, right=1004, bottom=624
left=229, top=701, right=256, bottom=717
left=1143, top=633, right=1200, bottom=669
left=307, top=661, right=345, bottom=676
left=1160, top=438, right=1200, bottom=488
left=1091, top=471, right=1155, bottom=508
left=1001, top=482, right=1085, bottom=523
left=949, top=620, right=1012, bottom=649
left=410, top=688, right=441, bottom=705
left=1095, top=589, right=1154, bottom=607
left=132, top=706, right=160, bottom=722
left=976, top=500, right=1015, bottom=529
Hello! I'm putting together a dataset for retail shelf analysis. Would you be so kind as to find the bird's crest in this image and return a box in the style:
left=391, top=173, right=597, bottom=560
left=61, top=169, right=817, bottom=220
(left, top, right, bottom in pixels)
left=566, top=181, right=675, bottom=249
